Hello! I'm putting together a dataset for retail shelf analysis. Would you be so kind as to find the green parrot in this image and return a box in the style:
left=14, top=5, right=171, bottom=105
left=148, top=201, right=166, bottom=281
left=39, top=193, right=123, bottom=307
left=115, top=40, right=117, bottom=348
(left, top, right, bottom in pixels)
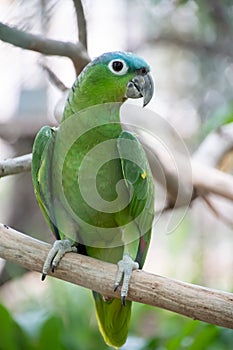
left=32, top=51, right=155, bottom=348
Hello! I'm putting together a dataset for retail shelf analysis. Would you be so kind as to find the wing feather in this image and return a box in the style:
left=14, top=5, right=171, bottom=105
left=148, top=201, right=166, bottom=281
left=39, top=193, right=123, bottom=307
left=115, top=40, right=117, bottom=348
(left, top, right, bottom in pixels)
left=31, top=126, right=60, bottom=238
left=117, top=131, right=154, bottom=267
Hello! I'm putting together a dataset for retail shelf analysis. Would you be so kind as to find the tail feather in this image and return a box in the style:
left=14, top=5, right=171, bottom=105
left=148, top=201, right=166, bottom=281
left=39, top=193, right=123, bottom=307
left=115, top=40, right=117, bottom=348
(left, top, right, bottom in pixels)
left=93, top=292, right=132, bottom=348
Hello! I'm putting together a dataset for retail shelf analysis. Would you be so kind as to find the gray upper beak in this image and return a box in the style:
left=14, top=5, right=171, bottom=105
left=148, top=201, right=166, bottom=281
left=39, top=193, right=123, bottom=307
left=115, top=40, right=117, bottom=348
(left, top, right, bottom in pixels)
left=126, top=72, right=154, bottom=107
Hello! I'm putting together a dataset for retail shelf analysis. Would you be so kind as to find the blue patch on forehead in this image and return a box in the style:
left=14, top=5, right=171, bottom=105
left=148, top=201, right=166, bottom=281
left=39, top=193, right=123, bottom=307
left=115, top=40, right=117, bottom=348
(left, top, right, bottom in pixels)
left=92, top=51, right=150, bottom=72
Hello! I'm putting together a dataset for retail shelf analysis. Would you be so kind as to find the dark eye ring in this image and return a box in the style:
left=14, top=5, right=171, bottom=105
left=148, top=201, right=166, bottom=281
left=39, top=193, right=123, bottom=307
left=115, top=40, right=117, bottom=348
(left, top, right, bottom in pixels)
left=108, top=59, right=128, bottom=75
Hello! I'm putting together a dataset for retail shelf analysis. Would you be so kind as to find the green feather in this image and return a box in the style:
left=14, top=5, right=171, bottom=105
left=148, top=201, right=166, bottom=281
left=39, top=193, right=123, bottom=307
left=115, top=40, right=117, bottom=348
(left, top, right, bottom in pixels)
left=32, top=51, right=154, bottom=347
left=31, top=126, right=59, bottom=238
left=93, top=292, right=131, bottom=348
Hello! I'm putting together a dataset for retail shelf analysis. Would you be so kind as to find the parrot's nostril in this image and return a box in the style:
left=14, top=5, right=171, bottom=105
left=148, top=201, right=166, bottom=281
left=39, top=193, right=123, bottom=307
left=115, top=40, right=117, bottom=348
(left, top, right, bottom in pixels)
left=138, top=67, right=148, bottom=75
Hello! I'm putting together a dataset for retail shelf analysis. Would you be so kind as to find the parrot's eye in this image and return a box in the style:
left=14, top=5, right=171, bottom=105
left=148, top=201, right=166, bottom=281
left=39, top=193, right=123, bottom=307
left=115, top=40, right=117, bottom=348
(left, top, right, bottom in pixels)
left=108, top=59, right=128, bottom=76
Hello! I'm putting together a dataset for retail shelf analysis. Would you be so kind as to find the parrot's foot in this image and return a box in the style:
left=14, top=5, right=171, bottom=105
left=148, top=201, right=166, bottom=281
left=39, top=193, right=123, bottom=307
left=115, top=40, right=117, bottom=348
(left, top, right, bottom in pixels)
left=114, top=254, right=139, bottom=306
left=42, top=239, right=77, bottom=281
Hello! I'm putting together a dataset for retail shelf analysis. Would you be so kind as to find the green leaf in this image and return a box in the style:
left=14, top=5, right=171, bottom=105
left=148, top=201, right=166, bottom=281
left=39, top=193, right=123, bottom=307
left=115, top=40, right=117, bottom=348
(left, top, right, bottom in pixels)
left=165, top=320, right=197, bottom=350
left=37, top=315, right=66, bottom=350
left=0, top=303, right=31, bottom=350
left=188, top=324, right=219, bottom=350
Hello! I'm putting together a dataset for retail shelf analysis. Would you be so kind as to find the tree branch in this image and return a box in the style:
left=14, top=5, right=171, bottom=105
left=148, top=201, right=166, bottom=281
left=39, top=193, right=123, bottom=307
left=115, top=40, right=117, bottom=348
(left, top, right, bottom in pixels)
left=193, top=124, right=233, bottom=168
left=189, top=124, right=233, bottom=226
left=191, top=161, right=233, bottom=201
left=0, top=223, right=232, bottom=329
left=145, top=34, right=233, bottom=60
left=72, top=0, right=88, bottom=50
left=1, top=152, right=233, bottom=206
left=0, top=22, right=90, bottom=75
left=0, top=154, right=32, bottom=178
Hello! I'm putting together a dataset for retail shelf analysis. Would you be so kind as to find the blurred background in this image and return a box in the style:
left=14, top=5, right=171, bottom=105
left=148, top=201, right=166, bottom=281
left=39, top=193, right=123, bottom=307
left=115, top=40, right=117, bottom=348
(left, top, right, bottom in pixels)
left=0, top=0, right=233, bottom=349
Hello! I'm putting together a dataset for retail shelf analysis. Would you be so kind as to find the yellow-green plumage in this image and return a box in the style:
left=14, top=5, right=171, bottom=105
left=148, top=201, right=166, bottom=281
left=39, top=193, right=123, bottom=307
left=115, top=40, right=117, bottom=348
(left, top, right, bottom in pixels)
left=93, top=292, right=131, bottom=348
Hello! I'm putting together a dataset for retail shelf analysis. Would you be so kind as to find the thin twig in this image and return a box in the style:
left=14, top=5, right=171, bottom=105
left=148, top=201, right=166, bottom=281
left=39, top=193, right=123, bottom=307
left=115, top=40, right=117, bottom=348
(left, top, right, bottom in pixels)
left=0, top=22, right=90, bottom=75
left=40, top=62, right=69, bottom=92
left=72, top=0, right=88, bottom=50
left=0, top=154, right=32, bottom=178
left=202, top=195, right=233, bottom=229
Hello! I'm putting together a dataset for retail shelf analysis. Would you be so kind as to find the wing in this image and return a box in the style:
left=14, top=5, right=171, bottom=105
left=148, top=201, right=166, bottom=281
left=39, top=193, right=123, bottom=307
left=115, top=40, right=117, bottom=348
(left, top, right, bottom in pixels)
left=117, top=131, right=155, bottom=268
left=31, top=126, right=60, bottom=239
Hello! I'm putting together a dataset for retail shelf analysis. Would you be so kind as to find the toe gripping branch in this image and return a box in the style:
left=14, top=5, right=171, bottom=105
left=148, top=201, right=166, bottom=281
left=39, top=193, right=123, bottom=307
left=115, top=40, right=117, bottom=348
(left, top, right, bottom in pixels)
left=42, top=239, right=77, bottom=281
left=114, top=254, right=139, bottom=306
left=42, top=243, right=138, bottom=307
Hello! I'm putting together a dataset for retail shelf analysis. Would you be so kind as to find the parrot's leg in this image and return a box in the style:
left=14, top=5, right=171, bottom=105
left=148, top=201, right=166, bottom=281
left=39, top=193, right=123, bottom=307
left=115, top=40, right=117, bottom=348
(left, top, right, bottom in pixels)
left=113, top=223, right=140, bottom=305
left=114, top=254, right=139, bottom=306
left=42, top=239, right=77, bottom=280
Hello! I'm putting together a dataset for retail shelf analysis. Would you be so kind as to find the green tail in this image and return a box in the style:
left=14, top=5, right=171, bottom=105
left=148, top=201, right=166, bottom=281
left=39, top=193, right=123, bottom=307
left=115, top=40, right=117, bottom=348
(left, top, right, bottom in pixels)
left=93, top=292, right=132, bottom=348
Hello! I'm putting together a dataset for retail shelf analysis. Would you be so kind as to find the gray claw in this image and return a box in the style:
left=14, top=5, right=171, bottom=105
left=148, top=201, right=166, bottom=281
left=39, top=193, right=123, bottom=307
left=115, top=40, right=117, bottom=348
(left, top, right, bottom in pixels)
left=114, top=254, right=139, bottom=305
left=42, top=239, right=77, bottom=279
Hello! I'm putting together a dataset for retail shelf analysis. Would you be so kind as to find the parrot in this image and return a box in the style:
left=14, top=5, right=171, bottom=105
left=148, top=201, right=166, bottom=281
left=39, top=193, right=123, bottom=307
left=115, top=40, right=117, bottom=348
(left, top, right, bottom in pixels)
left=31, top=51, right=155, bottom=348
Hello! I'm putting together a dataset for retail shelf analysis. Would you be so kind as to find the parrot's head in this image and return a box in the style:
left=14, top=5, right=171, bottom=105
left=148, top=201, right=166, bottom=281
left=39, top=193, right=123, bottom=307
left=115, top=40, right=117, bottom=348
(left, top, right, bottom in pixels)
left=78, top=51, right=154, bottom=107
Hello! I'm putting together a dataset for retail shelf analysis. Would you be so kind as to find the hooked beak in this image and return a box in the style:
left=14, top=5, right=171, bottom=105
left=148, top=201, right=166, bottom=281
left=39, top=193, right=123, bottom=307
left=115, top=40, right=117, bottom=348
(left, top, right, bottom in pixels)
left=126, top=72, right=154, bottom=107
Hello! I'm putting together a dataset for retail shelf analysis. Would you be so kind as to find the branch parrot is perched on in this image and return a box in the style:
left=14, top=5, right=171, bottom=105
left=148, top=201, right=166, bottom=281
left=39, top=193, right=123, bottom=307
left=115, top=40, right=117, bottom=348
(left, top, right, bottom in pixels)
left=32, top=51, right=155, bottom=348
